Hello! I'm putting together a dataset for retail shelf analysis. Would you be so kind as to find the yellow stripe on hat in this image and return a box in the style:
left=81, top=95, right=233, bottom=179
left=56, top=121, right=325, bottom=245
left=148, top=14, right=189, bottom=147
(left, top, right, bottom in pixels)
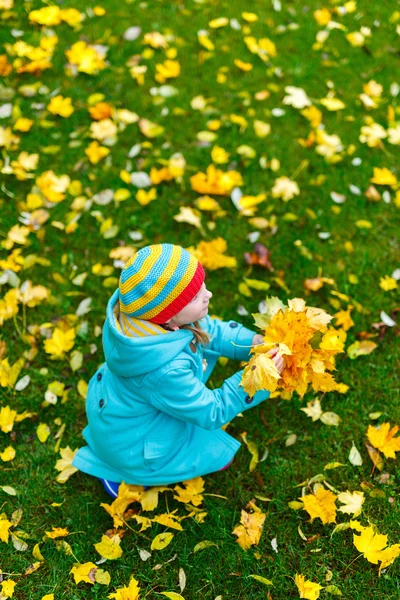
left=139, top=253, right=198, bottom=320
left=121, top=313, right=146, bottom=337
left=121, top=245, right=188, bottom=316
left=119, top=244, right=164, bottom=295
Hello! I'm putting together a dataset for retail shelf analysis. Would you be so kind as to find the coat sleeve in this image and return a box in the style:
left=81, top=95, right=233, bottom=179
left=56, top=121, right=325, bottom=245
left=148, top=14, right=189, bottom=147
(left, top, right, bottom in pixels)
left=199, top=314, right=256, bottom=362
left=149, top=363, right=270, bottom=431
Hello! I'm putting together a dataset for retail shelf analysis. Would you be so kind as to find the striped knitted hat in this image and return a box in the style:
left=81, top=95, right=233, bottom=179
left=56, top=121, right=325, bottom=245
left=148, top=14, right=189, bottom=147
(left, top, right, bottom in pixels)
left=119, top=244, right=205, bottom=324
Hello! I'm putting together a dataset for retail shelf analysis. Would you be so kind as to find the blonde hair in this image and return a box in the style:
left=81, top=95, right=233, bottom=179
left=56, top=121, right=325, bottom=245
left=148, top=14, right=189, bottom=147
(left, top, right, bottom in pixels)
left=163, top=320, right=210, bottom=346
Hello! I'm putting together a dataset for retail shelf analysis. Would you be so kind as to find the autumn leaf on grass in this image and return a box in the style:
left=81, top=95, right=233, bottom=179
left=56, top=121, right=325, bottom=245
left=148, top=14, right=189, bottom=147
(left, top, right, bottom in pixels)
left=0, top=358, right=25, bottom=389
left=190, top=164, right=243, bottom=195
left=232, top=502, right=266, bottom=550
left=370, top=167, right=397, bottom=187
left=151, top=532, right=174, bottom=551
left=54, top=446, right=78, bottom=483
left=44, top=327, right=75, bottom=359
left=152, top=511, right=184, bottom=531
left=240, top=431, right=259, bottom=472
left=173, top=477, right=204, bottom=506
left=337, top=491, right=365, bottom=517
left=295, top=574, right=323, bottom=600
left=347, top=340, right=377, bottom=359
left=70, top=562, right=98, bottom=585
left=367, top=423, right=400, bottom=459
left=0, top=406, right=17, bottom=433
left=0, top=515, right=13, bottom=543
left=301, top=487, right=337, bottom=524
left=94, top=534, right=123, bottom=559
left=45, top=527, right=69, bottom=539
left=101, top=482, right=143, bottom=528
left=141, top=486, right=171, bottom=511
left=173, top=207, right=203, bottom=231
left=1, top=579, right=16, bottom=598
left=350, top=521, right=400, bottom=574
left=108, top=576, right=140, bottom=600
left=186, top=238, right=237, bottom=270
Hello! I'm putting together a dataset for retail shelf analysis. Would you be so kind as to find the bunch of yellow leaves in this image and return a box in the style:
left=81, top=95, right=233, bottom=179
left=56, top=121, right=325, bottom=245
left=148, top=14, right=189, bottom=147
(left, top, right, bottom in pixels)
left=190, top=164, right=243, bottom=195
left=350, top=521, right=400, bottom=575
left=242, top=297, right=346, bottom=398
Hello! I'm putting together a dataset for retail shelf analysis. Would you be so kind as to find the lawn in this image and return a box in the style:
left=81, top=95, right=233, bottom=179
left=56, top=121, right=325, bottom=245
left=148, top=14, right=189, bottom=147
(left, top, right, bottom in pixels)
left=0, top=0, right=400, bottom=599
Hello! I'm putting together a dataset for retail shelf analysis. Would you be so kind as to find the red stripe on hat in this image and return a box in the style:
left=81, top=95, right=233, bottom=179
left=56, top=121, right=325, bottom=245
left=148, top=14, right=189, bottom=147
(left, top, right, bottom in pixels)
left=149, top=262, right=205, bottom=324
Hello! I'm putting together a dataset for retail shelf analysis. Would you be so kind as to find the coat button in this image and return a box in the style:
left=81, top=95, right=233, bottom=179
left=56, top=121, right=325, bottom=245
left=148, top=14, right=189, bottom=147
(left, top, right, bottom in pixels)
left=229, top=322, right=238, bottom=328
left=99, top=398, right=104, bottom=408
left=244, top=395, right=253, bottom=404
left=97, top=372, right=102, bottom=381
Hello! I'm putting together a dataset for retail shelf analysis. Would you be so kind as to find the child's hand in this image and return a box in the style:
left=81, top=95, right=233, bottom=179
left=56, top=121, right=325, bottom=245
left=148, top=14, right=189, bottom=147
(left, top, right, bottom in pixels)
left=267, top=346, right=284, bottom=375
left=251, top=335, right=284, bottom=375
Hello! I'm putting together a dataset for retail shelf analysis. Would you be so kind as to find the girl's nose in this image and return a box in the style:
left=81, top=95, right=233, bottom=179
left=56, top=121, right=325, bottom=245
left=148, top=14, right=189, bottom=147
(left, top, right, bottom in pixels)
left=207, top=289, right=213, bottom=299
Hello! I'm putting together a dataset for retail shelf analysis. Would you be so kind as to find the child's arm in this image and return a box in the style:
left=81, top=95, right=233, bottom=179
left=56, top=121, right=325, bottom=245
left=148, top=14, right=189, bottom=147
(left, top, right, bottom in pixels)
left=199, top=314, right=257, bottom=362
left=149, top=362, right=269, bottom=431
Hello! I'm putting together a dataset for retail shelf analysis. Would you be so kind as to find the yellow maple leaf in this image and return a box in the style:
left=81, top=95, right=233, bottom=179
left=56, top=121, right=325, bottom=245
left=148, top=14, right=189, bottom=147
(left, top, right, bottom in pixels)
left=0, top=358, right=25, bottom=389
left=232, top=502, right=266, bottom=550
left=370, top=167, right=397, bottom=186
left=0, top=516, right=13, bottom=543
left=101, top=482, right=144, bottom=528
left=186, top=238, right=236, bottom=271
left=45, top=527, right=69, bottom=539
left=44, top=327, right=76, bottom=358
left=367, top=423, right=400, bottom=459
left=140, top=486, right=170, bottom=511
left=295, top=574, right=323, bottom=600
left=108, top=576, right=140, bottom=600
left=54, top=446, right=78, bottom=483
left=349, top=521, right=400, bottom=573
left=0, top=289, right=19, bottom=325
left=173, top=477, right=204, bottom=506
left=85, top=141, right=110, bottom=164
left=47, top=95, right=74, bottom=118
left=94, top=534, right=123, bottom=559
left=0, top=445, right=16, bottom=462
left=242, top=353, right=281, bottom=397
left=337, top=491, right=364, bottom=517
left=70, top=562, right=97, bottom=585
left=301, top=487, right=337, bottom=524
left=152, top=511, right=183, bottom=531
left=1, top=579, right=16, bottom=598
left=190, top=164, right=242, bottom=195
left=0, top=406, right=17, bottom=432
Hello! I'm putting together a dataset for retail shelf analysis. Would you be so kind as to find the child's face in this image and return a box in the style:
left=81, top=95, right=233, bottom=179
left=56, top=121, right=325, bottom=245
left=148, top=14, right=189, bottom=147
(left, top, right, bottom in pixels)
left=166, top=282, right=212, bottom=326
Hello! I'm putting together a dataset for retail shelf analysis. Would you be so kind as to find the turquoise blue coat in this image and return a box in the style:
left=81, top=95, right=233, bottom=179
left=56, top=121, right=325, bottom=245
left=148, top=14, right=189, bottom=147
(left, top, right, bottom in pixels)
left=72, top=289, right=270, bottom=485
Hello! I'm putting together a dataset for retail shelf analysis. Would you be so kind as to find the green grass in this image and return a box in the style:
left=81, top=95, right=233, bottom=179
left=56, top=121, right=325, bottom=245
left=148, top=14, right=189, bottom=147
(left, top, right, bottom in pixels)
left=1, top=0, right=400, bottom=598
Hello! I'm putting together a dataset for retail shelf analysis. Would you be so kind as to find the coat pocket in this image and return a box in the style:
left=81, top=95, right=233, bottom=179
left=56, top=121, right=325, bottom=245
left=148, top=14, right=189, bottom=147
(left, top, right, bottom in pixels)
left=143, top=435, right=185, bottom=472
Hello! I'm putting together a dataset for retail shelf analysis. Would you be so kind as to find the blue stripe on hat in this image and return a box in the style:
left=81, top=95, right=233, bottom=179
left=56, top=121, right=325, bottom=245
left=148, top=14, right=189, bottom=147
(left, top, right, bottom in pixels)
left=123, top=246, right=191, bottom=317
left=119, top=244, right=174, bottom=309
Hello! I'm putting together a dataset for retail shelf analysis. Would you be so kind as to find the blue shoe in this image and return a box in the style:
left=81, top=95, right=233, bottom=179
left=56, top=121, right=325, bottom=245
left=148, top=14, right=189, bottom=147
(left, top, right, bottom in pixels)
left=99, top=478, right=149, bottom=499
left=100, top=478, right=120, bottom=499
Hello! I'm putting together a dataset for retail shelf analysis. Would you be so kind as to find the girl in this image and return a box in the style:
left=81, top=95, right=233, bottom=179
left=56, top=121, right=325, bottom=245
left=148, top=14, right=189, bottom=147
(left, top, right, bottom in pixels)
left=72, top=243, right=283, bottom=498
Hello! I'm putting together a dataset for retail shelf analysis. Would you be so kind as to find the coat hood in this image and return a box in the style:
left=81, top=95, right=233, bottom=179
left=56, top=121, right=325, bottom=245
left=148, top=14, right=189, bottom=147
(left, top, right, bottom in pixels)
left=102, top=289, right=194, bottom=377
